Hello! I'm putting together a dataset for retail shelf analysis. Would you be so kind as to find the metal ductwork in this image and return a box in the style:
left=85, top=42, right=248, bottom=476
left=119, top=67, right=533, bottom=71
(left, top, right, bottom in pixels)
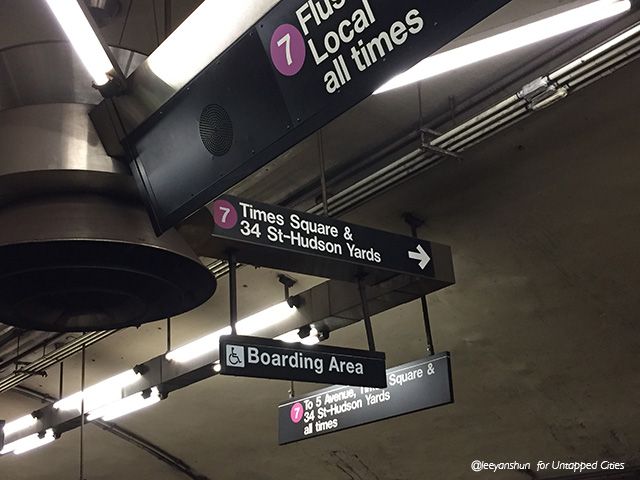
left=0, top=11, right=219, bottom=333
left=0, top=102, right=216, bottom=332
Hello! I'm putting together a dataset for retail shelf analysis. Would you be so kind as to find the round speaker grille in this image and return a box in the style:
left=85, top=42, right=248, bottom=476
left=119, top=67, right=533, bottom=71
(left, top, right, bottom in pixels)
left=199, top=104, right=233, bottom=156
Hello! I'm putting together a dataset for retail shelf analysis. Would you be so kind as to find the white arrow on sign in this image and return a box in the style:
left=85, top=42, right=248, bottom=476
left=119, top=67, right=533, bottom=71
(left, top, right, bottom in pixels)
left=408, top=245, right=431, bottom=270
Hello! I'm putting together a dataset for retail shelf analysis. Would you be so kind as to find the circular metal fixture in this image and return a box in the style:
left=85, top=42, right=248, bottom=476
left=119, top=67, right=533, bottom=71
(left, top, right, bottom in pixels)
left=199, top=104, right=233, bottom=156
left=0, top=195, right=216, bottom=332
left=0, top=103, right=217, bottom=332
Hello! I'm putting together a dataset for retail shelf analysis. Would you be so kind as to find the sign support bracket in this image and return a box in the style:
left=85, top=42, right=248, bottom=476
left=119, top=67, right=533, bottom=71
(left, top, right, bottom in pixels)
left=228, top=251, right=238, bottom=335
left=358, top=277, right=376, bottom=352
left=166, top=318, right=171, bottom=353
left=403, top=213, right=435, bottom=356
left=278, top=273, right=298, bottom=399
left=278, top=274, right=301, bottom=308
left=317, top=130, right=329, bottom=217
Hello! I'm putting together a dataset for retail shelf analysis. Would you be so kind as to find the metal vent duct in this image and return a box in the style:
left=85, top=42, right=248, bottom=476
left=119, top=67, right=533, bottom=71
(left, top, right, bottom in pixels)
left=0, top=103, right=217, bottom=332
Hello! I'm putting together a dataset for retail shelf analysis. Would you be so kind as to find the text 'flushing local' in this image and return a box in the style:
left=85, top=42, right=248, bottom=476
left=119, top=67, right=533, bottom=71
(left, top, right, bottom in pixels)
left=270, top=0, right=425, bottom=93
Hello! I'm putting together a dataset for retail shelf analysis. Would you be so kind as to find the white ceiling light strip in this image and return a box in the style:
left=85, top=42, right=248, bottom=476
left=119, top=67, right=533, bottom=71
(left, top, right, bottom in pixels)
left=165, top=301, right=297, bottom=363
left=53, top=369, right=141, bottom=412
left=550, top=22, right=640, bottom=83
left=44, top=0, right=116, bottom=86
left=86, top=387, right=162, bottom=422
left=1, top=429, right=56, bottom=456
left=1, top=414, right=37, bottom=438
left=146, top=0, right=278, bottom=89
left=375, top=0, right=631, bottom=94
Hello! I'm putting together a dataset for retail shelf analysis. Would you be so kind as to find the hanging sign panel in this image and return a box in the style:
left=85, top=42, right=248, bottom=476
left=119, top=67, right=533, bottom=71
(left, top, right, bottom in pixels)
left=278, top=352, right=453, bottom=444
left=127, top=0, right=511, bottom=233
left=198, top=194, right=455, bottom=284
left=219, top=335, right=387, bottom=388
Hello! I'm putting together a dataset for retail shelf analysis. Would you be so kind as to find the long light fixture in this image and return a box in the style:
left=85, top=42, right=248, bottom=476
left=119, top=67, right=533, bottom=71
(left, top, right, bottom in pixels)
left=2, top=414, right=37, bottom=437
left=86, top=387, right=161, bottom=422
left=1, top=429, right=56, bottom=456
left=166, top=301, right=297, bottom=363
left=53, top=369, right=141, bottom=412
left=375, top=0, right=631, bottom=94
left=3, top=302, right=300, bottom=454
left=44, top=0, right=116, bottom=86
left=146, top=0, right=277, bottom=89
left=14, top=430, right=56, bottom=455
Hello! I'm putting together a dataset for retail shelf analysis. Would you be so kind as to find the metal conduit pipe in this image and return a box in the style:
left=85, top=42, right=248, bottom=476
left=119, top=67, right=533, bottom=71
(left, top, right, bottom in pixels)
left=0, top=331, right=115, bottom=393
left=565, top=43, right=640, bottom=87
left=0, top=333, right=65, bottom=374
left=435, top=100, right=525, bottom=151
left=0, top=331, right=57, bottom=359
left=431, top=95, right=522, bottom=147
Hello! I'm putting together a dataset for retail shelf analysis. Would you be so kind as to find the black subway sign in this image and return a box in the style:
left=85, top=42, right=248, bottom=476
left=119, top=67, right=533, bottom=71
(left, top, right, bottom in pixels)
left=279, top=0, right=423, bottom=94
left=199, top=195, right=455, bottom=284
left=125, top=0, right=511, bottom=232
left=219, top=335, right=387, bottom=388
left=278, top=352, right=453, bottom=444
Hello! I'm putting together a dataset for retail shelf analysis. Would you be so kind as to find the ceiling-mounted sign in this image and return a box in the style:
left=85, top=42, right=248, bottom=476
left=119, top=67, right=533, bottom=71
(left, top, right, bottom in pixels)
left=278, top=352, right=453, bottom=444
left=197, top=194, right=455, bottom=284
left=219, top=335, right=387, bottom=388
left=124, top=0, right=511, bottom=233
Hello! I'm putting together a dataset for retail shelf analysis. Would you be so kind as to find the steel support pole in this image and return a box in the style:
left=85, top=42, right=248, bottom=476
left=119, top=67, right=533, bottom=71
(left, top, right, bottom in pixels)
left=358, top=278, right=376, bottom=352
left=404, top=214, right=435, bottom=355
left=228, top=252, right=238, bottom=335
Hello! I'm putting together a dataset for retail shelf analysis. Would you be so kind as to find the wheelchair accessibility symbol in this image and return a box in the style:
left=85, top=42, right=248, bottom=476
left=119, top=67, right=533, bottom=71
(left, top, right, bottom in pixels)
left=226, top=345, right=245, bottom=368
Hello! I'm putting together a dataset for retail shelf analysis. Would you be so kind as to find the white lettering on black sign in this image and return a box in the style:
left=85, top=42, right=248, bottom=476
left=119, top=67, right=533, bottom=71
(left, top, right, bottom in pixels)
left=278, top=353, right=453, bottom=444
left=238, top=345, right=365, bottom=376
left=236, top=201, right=383, bottom=263
left=208, top=195, right=448, bottom=283
left=288, top=0, right=425, bottom=93
left=220, top=336, right=387, bottom=388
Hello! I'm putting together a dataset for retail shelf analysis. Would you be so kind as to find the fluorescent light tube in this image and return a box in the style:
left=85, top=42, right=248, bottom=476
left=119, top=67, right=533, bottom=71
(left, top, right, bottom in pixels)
left=54, top=369, right=140, bottom=412
left=550, top=22, right=640, bottom=79
left=1, top=430, right=56, bottom=456
left=44, top=0, right=115, bottom=85
left=166, top=301, right=297, bottom=363
left=147, top=0, right=277, bottom=89
left=2, top=414, right=37, bottom=437
left=13, top=430, right=56, bottom=455
left=87, top=388, right=161, bottom=422
left=375, top=0, right=631, bottom=94
left=165, top=329, right=231, bottom=364
left=235, top=302, right=298, bottom=335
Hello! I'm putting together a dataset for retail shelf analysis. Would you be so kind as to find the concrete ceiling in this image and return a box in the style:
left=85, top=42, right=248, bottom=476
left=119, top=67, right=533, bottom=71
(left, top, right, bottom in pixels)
left=1, top=1, right=639, bottom=479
